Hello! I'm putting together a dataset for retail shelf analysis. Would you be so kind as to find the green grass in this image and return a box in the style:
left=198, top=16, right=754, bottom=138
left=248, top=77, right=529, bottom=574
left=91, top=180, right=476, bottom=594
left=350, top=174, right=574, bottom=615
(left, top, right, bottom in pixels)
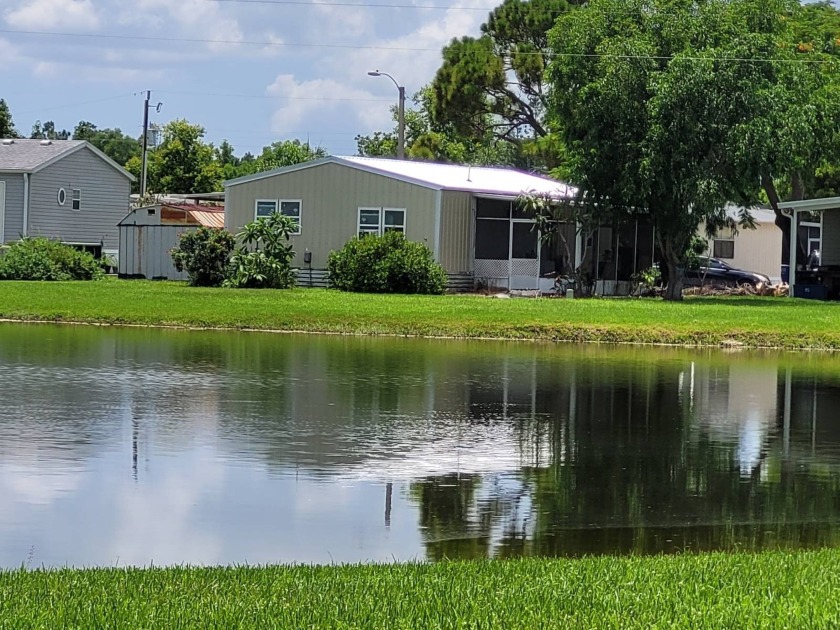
left=1, top=279, right=840, bottom=349
left=1, top=552, right=839, bottom=628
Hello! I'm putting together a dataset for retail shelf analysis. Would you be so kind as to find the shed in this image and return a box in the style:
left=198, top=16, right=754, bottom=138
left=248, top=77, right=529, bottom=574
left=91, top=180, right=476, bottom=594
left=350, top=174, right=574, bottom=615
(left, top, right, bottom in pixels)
left=118, top=204, right=225, bottom=280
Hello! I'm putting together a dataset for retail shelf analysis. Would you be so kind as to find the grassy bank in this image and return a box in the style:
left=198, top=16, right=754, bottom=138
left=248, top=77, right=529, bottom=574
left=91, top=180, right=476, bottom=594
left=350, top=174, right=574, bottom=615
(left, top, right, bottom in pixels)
left=1, top=280, right=839, bottom=349
left=1, top=552, right=839, bottom=628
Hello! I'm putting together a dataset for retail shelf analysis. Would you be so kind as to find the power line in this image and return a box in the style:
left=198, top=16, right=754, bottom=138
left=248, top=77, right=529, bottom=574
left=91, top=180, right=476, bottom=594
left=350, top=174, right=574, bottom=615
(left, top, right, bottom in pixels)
left=205, top=0, right=497, bottom=10
left=1, top=29, right=833, bottom=63
left=155, top=89, right=393, bottom=102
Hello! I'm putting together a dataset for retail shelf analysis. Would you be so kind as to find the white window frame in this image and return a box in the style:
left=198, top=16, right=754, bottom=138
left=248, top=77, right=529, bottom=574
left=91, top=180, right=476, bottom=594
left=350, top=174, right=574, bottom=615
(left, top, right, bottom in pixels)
left=71, top=188, right=81, bottom=211
left=57, top=188, right=66, bottom=206
left=383, top=208, right=406, bottom=234
left=357, top=207, right=406, bottom=237
left=358, top=207, right=383, bottom=237
left=279, top=199, right=302, bottom=235
left=254, top=199, right=302, bottom=235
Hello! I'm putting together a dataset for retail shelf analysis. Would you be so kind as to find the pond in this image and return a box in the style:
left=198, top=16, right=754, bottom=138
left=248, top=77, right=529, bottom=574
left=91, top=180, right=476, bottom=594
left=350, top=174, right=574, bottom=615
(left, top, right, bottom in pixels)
left=1, top=323, right=839, bottom=567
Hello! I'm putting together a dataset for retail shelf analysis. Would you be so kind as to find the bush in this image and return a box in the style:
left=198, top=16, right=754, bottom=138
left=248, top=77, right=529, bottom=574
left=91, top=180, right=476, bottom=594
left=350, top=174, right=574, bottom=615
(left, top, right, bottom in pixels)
left=328, top=231, right=447, bottom=294
left=171, top=227, right=236, bottom=287
left=224, top=214, right=297, bottom=289
left=0, top=237, right=104, bottom=281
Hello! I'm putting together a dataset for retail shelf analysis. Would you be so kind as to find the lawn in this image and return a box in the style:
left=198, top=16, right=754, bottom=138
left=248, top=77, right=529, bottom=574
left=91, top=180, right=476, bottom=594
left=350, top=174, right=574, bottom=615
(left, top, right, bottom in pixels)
left=1, top=279, right=839, bottom=349
left=1, top=552, right=838, bottom=628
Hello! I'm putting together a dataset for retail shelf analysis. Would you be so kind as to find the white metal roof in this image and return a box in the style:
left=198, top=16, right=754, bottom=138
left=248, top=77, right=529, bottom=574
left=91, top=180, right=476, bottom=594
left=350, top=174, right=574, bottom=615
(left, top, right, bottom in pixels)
left=224, top=156, right=574, bottom=199
left=778, top=197, right=840, bottom=212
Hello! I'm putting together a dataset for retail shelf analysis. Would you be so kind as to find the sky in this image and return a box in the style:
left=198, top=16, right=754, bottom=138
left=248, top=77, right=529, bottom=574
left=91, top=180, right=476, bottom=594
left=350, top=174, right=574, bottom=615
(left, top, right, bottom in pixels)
left=0, top=0, right=499, bottom=157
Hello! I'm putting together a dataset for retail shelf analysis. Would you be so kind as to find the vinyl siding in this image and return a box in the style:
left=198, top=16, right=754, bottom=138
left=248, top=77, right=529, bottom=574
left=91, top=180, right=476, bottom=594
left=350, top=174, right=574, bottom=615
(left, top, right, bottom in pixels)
left=0, top=173, right=25, bottom=244
left=226, top=162, right=438, bottom=269
left=822, top=211, right=840, bottom=267
left=28, top=146, right=131, bottom=250
left=438, top=191, right=473, bottom=273
left=705, top=222, right=783, bottom=280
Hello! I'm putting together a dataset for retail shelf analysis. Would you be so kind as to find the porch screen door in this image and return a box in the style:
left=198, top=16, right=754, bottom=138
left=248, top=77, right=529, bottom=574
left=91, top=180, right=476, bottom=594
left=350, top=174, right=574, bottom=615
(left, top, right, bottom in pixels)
left=510, top=222, right=539, bottom=289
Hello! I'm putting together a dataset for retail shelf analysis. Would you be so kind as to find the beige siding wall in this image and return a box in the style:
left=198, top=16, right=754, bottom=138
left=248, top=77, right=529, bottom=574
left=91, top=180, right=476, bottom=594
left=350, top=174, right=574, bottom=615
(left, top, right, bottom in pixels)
left=706, top=223, right=782, bottom=280
left=438, top=191, right=473, bottom=273
left=822, top=211, right=840, bottom=266
left=225, top=163, right=438, bottom=268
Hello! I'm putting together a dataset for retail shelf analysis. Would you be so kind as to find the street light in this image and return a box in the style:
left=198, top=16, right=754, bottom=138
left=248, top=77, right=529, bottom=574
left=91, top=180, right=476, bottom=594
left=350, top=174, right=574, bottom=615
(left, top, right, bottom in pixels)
left=368, top=70, right=405, bottom=160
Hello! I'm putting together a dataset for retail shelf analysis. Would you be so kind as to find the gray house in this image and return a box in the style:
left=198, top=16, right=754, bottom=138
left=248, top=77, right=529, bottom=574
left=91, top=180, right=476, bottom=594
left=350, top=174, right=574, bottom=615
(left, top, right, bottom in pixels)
left=0, top=138, right=135, bottom=260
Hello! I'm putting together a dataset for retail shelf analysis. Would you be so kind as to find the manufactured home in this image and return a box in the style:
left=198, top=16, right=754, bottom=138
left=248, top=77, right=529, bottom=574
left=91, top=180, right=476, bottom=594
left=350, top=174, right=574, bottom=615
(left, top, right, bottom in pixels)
left=0, top=138, right=134, bottom=260
left=225, top=156, right=587, bottom=291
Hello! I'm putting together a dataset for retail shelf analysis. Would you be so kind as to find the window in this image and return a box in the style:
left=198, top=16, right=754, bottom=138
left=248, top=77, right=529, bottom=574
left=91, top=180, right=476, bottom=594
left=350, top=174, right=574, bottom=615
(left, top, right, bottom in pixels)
left=713, top=239, right=734, bottom=259
left=279, top=200, right=301, bottom=234
left=255, top=199, right=278, bottom=219
left=57, top=188, right=66, bottom=206
left=71, top=189, right=81, bottom=211
left=383, top=209, right=405, bottom=233
left=254, top=199, right=301, bottom=234
left=358, top=207, right=405, bottom=237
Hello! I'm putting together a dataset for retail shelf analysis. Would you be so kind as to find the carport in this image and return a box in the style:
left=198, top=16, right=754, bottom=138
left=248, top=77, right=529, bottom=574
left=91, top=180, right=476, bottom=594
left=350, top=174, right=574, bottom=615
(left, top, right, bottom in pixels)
left=778, top=196, right=840, bottom=299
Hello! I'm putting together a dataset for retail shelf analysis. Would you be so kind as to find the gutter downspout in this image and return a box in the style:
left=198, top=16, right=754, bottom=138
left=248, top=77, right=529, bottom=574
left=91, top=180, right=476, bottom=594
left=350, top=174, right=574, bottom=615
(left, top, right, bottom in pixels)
left=433, top=189, right=442, bottom=263
left=781, top=207, right=796, bottom=295
left=22, top=173, right=29, bottom=237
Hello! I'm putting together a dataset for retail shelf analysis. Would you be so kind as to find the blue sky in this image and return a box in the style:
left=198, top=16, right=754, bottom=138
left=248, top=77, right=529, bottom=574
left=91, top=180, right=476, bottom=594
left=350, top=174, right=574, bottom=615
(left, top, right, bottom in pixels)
left=0, top=0, right=497, bottom=156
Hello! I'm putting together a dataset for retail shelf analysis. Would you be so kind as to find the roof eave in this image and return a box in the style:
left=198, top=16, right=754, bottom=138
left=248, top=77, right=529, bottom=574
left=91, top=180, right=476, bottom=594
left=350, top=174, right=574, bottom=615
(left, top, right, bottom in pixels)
left=224, top=156, right=442, bottom=191
left=778, top=197, right=840, bottom=212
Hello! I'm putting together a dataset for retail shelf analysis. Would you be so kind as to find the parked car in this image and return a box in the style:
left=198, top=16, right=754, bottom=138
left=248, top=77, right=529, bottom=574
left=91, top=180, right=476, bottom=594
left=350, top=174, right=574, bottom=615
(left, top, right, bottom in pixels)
left=683, top=257, right=771, bottom=288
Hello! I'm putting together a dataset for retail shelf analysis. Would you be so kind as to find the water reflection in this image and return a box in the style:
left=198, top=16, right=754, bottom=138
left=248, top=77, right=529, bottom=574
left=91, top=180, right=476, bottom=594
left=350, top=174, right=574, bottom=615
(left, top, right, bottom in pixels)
left=1, top=323, right=840, bottom=566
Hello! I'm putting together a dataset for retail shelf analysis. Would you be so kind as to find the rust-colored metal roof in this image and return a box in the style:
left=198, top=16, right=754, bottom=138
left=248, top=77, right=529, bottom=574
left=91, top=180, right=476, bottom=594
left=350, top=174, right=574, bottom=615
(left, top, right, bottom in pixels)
left=188, top=208, right=225, bottom=228
left=158, top=204, right=225, bottom=228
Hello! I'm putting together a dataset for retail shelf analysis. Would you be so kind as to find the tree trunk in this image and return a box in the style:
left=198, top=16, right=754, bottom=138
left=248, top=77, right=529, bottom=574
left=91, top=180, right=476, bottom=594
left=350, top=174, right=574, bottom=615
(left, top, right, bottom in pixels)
left=657, top=231, right=684, bottom=301
left=663, top=259, right=684, bottom=301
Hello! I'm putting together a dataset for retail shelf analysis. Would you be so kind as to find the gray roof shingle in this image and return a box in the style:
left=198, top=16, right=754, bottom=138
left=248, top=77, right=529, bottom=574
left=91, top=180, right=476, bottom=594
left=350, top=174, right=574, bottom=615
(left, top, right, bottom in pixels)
left=0, top=139, right=87, bottom=172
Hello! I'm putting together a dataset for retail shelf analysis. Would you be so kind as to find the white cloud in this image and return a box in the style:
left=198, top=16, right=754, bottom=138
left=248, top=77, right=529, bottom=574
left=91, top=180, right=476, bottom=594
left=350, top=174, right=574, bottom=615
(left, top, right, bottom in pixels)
left=266, top=73, right=387, bottom=133
left=126, top=0, right=244, bottom=52
left=343, top=0, right=491, bottom=92
left=5, top=0, right=101, bottom=31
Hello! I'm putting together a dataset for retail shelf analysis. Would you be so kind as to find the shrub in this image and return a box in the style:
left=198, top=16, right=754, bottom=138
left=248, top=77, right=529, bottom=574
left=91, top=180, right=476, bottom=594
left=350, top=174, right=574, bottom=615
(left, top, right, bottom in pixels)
left=224, top=213, right=297, bottom=289
left=328, top=231, right=447, bottom=294
left=0, top=237, right=103, bottom=281
left=171, top=227, right=236, bottom=287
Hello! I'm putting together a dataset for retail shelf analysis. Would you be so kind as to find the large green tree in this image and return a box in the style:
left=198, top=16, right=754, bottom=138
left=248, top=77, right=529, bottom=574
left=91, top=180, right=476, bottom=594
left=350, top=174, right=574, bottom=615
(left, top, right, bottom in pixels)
left=549, top=0, right=793, bottom=300
left=72, top=121, right=141, bottom=166
left=125, top=119, right=220, bottom=194
left=430, top=0, right=583, bottom=169
left=0, top=99, right=18, bottom=138
left=746, top=0, right=840, bottom=264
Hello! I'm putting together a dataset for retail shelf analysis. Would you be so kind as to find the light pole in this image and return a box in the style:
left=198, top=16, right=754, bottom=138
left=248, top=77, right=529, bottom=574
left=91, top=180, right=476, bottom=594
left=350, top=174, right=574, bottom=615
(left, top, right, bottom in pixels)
left=368, top=70, right=405, bottom=160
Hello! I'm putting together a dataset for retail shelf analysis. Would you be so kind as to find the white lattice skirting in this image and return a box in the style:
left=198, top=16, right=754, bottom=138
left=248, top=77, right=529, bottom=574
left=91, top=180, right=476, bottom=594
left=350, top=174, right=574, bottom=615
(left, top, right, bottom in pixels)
left=510, top=258, right=538, bottom=277
left=475, top=259, right=509, bottom=279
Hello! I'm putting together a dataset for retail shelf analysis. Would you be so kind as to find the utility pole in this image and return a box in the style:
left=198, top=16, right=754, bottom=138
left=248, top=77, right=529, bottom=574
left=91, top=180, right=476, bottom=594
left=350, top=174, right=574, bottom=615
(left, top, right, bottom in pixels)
left=139, top=91, right=162, bottom=199
left=140, top=90, right=150, bottom=198
left=396, top=86, right=405, bottom=160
